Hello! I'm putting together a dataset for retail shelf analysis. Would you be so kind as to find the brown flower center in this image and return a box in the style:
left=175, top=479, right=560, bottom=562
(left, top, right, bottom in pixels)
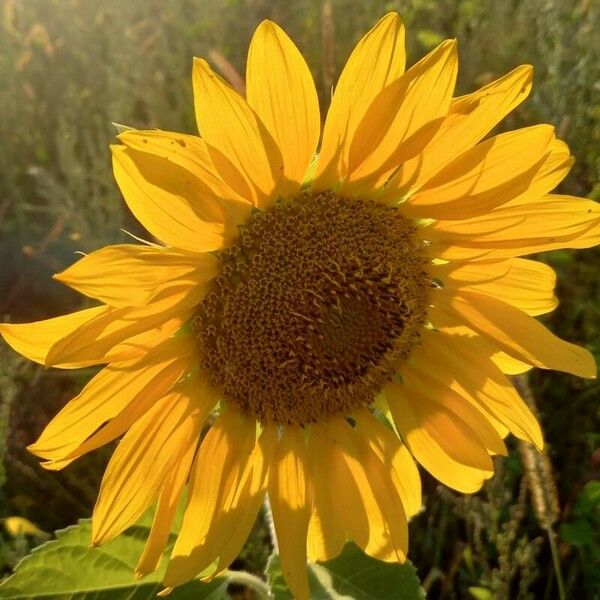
left=194, top=191, right=430, bottom=425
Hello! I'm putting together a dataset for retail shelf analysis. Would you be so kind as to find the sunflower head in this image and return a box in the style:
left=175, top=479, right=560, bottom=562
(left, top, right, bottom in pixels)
left=194, top=190, right=430, bottom=424
left=1, top=12, right=598, bottom=600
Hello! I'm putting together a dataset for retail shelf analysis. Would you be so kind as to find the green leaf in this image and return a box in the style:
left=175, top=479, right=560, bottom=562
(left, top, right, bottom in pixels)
left=559, top=481, right=600, bottom=551
left=0, top=518, right=229, bottom=600
left=560, top=521, right=594, bottom=547
left=574, top=481, right=600, bottom=514
left=267, top=542, right=425, bottom=600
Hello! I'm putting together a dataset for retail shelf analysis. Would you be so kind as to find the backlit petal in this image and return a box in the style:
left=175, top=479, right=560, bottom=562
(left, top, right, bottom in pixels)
left=352, top=411, right=422, bottom=518
left=345, top=39, right=458, bottom=190
left=247, top=21, right=320, bottom=193
left=117, top=130, right=253, bottom=229
left=92, top=377, right=209, bottom=545
left=328, top=418, right=407, bottom=562
left=29, top=336, right=196, bottom=463
left=268, top=426, right=313, bottom=600
left=314, top=13, right=405, bottom=188
left=388, top=65, right=533, bottom=195
left=43, top=369, right=217, bottom=472
left=208, top=426, right=275, bottom=578
left=136, top=441, right=197, bottom=578
left=386, top=382, right=493, bottom=493
left=164, top=408, right=257, bottom=587
left=0, top=306, right=106, bottom=369
left=193, top=58, right=282, bottom=207
left=54, top=245, right=219, bottom=308
left=433, top=258, right=558, bottom=316
left=426, top=194, right=600, bottom=261
left=418, top=329, right=543, bottom=448
left=435, top=290, right=596, bottom=378
left=402, top=125, right=556, bottom=219
left=400, top=367, right=507, bottom=456
left=435, top=324, right=534, bottom=375
left=111, top=145, right=237, bottom=252
left=307, top=425, right=346, bottom=562
left=44, top=280, right=203, bottom=368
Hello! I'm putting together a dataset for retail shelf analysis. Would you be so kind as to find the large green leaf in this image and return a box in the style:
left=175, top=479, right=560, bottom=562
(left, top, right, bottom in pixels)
left=267, top=543, right=426, bottom=600
left=0, top=518, right=229, bottom=600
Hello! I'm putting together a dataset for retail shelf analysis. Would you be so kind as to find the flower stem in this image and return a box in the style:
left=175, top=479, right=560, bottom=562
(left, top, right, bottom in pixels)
left=547, top=528, right=566, bottom=600
left=263, top=494, right=279, bottom=554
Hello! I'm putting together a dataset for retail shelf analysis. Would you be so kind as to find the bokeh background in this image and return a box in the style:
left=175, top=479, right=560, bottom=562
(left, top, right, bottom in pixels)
left=0, top=0, right=598, bottom=598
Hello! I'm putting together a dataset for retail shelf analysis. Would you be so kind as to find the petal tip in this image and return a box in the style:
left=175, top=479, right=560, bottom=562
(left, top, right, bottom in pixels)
left=380, top=11, right=400, bottom=24
left=26, top=442, right=39, bottom=455
left=256, top=18, right=277, bottom=31
left=110, top=143, right=125, bottom=157
left=192, top=56, right=210, bottom=71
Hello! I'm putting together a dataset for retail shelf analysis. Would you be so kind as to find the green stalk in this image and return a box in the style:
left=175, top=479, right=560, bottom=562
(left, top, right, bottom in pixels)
left=547, top=528, right=566, bottom=600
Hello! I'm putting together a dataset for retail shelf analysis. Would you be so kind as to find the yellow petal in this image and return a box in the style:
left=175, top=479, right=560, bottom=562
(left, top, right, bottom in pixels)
left=43, top=369, right=218, bottom=473
left=314, top=13, right=406, bottom=188
left=428, top=201, right=600, bottom=263
left=54, top=245, right=218, bottom=308
left=400, top=366, right=507, bottom=456
left=246, top=21, right=320, bottom=194
left=28, top=336, right=196, bottom=463
left=386, top=382, right=493, bottom=493
left=328, top=418, right=408, bottom=562
left=136, top=441, right=197, bottom=578
left=117, top=130, right=252, bottom=233
left=164, top=408, right=256, bottom=588
left=44, top=279, right=201, bottom=368
left=193, top=58, right=282, bottom=207
left=426, top=193, right=600, bottom=261
left=433, top=324, right=533, bottom=375
left=401, top=369, right=502, bottom=461
left=92, top=378, right=209, bottom=545
left=118, top=130, right=249, bottom=204
left=352, top=411, right=422, bottom=518
left=312, top=423, right=373, bottom=557
left=500, top=138, right=573, bottom=205
left=0, top=306, right=106, bottom=369
left=423, top=140, right=571, bottom=240
left=433, top=258, right=557, bottom=316
left=345, top=39, right=458, bottom=190
left=403, top=125, right=556, bottom=219
left=387, top=65, right=533, bottom=195
left=267, top=426, right=313, bottom=600
left=418, top=329, right=543, bottom=449
left=491, top=352, right=534, bottom=375
left=208, top=425, right=275, bottom=578
left=306, top=425, right=346, bottom=562
left=111, top=145, right=237, bottom=253
left=437, top=290, right=596, bottom=378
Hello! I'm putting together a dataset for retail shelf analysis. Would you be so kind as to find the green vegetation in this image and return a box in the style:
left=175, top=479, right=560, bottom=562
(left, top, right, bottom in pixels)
left=1, top=0, right=598, bottom=598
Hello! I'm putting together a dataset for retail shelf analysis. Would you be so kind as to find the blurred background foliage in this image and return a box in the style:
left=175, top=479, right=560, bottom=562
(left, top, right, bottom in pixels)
left=0, top=0, right=598, bottom=598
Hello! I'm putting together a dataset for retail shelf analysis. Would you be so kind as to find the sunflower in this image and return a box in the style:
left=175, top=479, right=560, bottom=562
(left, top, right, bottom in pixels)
left=2, top=12, right=599, bottom=599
